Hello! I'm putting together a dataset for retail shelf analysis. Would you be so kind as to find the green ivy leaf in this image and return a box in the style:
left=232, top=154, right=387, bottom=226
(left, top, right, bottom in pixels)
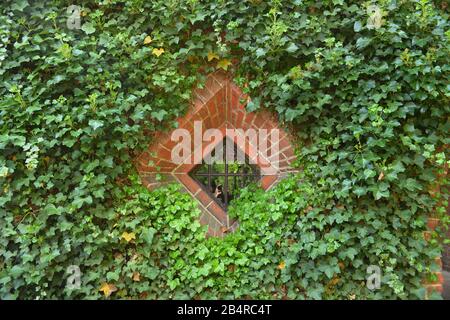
left=89, top=120, right=104, bottom=130
left=353, top=21, right=362, bottom=32
left=81, top=23, right=96, bottom=35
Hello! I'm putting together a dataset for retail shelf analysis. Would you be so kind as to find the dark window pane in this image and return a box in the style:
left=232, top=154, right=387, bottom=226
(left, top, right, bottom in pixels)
left=189, top=138, right=261, bottom=211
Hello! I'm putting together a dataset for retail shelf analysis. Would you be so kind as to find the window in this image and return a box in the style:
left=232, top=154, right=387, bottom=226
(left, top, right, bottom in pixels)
left=189, top=138, right=261, bottom=211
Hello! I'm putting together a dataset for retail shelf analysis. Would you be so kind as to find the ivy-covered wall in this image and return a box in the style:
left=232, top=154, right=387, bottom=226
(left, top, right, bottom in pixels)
left=0, top=0, right=449, bottom=299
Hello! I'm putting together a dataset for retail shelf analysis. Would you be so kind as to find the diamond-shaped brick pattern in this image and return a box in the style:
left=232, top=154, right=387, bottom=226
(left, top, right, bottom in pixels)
left=135, top=71, right=297, bottom=237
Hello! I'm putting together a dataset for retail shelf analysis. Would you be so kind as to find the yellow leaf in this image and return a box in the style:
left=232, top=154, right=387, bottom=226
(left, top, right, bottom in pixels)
left=132, top=272, right=141, bottom=282
left=152, top=48, right=165, bottom=57
left=217, top=59, right=231, bottom=71
left=121, top=231, right=136, bottom=242
left=143, top=36, right=153, bottom=45
left=207, top=51, right=219, bottom=62
left=139, top=292, right=149, bottom=299
left=278, top=261, right=286, bottom=270
left=330, top=276, right=340, bottom=286
left=99, top=283, right=117, bottom=298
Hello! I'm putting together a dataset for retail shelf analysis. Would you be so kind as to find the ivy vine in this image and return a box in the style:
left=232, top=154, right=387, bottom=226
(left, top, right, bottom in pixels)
left=0, top=0, right=448, bottom=299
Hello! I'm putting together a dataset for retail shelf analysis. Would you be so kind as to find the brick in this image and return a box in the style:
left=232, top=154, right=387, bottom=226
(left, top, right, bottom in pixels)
left=216, top=99, right=226, bottom=114
left=183, top=119, right=195, bottom=136
left=153, top=167, right=174, bottom=173
left=277, top=138, right=292, bottom=153
left=176, top=115, right=189, bottom=128
left=195, top=190, right=213, bottom=207
left=262, top=114, right=278, bottom=130
left=206, top=227, right=215, bottom=238
left=251, top=114, right=266, bottom=128
left=425, top=284, right=443, bottom=296
left=177, top=175, right=201, bottom=195
left=156, top=147, right=172, bottom=161
left=211, top=115, right=220, bottom=127
left=277, top=159, right=291, bottom=170
left=282, top=147, right=295, bottom=159
left=204, top=75, right=223, bottom=97
left=135, top=162, right=157, bottom=173
left=260, top=175, right=278, bottom=190
left=242, top=112, right=256, bottom=129
left=173, top=162, right=196, bottom=174
left=427, top=218, right=440, bottom=230
left=214, top=87, right=226, bottom=111
left=230, top=89, right=239, bottom=113
left=211, top=71, right=228, bottom=86
left=140, top=173, right=175, bottom=189
left=231, top=110, right=238, bottom=125
left=146, top=182, right=162, bottom=191
left=140, top=173, right=160, bottom=185
left=206, top=100, right=217, bottom=119
left=199, top=213, right=209, bottom=226
left=189, top=111, right=203, bottom=125
left=235, top=110, right=245, bottom=129
left=194, top=84, right=214, bottom=104
left=188, top=99, right=201, bottom=115
left=156, top=158, right=175, bottom=167
left=207, top=201, right=227, bottom=225
left=436, top=272, right=444, bottom=285
left=268, top=153, right=282, bottom=165
left=198, top=108, right=210, bottom=123
left=160, top=137, right=179, bottom=153
left=226, top=84, right=232, bottom=123
left=137, top=152, right=159, bottom=167
left=237, top=93, right=249, bottom=110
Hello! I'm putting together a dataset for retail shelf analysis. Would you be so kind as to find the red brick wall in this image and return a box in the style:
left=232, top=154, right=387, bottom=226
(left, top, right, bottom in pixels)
left=443, top=230, right=450, bottom=271
left=135, top=72, right=297, bottom=237
left=425, top=218, right=444, bottom=295
left=442, top=200, right=450, bottom=271
left=424, top=161, right=448, bottom=296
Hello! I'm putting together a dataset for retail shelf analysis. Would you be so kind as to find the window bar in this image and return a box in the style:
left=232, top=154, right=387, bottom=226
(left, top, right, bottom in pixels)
left=189, top=139, right=261, bottom=212
left=223, top=139, right=229, bottom=208
left=207, top=162, right=212, bottom=194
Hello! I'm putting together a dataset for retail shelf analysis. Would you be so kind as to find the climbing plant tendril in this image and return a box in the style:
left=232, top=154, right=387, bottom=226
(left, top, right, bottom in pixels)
left=0, top=0, right=449, bottom=299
